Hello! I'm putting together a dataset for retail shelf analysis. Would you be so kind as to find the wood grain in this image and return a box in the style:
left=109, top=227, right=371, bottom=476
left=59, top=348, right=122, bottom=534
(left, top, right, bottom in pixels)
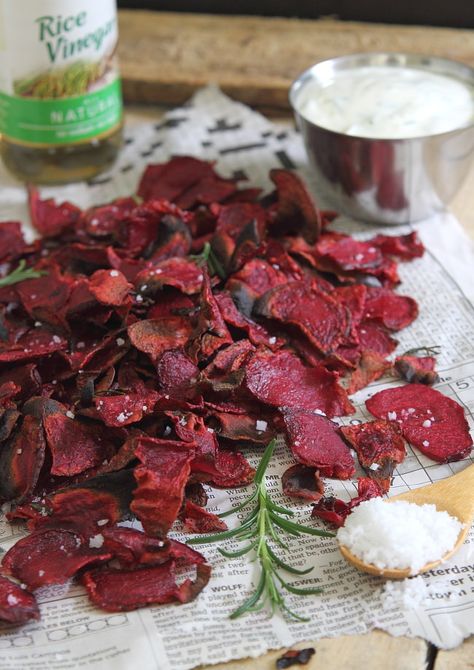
left=434, top=636, right=474, bottom=669
left=118, top=11, right=474, bottom=111
left=197, top=631, right=427, bottom=670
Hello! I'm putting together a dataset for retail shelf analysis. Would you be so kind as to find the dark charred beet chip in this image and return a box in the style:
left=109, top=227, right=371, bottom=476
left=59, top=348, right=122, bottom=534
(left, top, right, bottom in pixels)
left=270, top=169, right=322, bottom=243
left=209, top=410, right=274, bottom=445
left=2, top=528, right=111, bottom=589
left=215, top=291, right=280, bottom=349
left=366, top=384, right=473, bottom=462
left=180, top=500, right=228, bottom=534
left=363, top=287, right=418, bottom=331
left=0, top=414, right=45, bottom=502
left=369, top=231, right=424, bottom=260
left=281, top=464, right=324, bottom=501
left=16, top=265, right=72, bottom=328
left=128, top=317, right=193, bottom=364
left=0, top=576, right=39, bottom=624
left=281, top=408, right=355, bottom=479
left=131, top=437, right=194, bottom=535
left=255, top=281, right=347, bottom=354
left=188, top=270, right=232, bottom=362
left=245, top=349, right=354, bottom=418
left=28, top=187, right=81, bottom=238
left=312, top=477, right=383, bottom=527
left=82, top=560, right=211, bottom=612
left=88, top=269, right=133, bottom=307
left=340, top=420, right=406, bottom=492
left=394, top=355, right=439, bottom=385
left=276, top=648, right=316, bottom=668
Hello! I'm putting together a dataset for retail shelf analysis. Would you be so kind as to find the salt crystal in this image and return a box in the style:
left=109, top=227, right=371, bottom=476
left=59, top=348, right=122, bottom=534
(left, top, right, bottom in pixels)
left=369, top=463, right=380, bottom=471
left=142, top=405, right=148, bottom=412
left=116, top=412, right=127, bottom=423
left=97, top=519, right=108, bottom=527
left=423, top=440, right=430, bottom=447
left=337, top=498, right=462, bottom=574
left=34, top=321, right=42, bottom=328
left=387, top=411, right=397, bottom=421
left=422, top=420, right=432, bottom=428
left=140, top=285, right=148, bottom=291
left=355, top=253, right=364, bottom=261
left=17, top=449, right=22, bottom=455
left=313, top=409, right=326, bottom=416
left=7, top=594, right=19, bottom=606
left=408, top=408, right=416, bottom=414
left=268, top=337, right=277, bottom=345
left=197, top=274, right=203, bottom=281
left=65, top=411, right=75, bottom=419
left=76, top=341, right=85, bottom=349
left=136, top=295, right=144, bottom=303
left=89, top=534, right=104, bottom=549
left=116, top=337, right=125, bottom=347
left=38, top=570, right=45, bottom=577
left=52, top=335, right=61, bottom=344
left=256, top=420, right=267, bottom=432
left=380, top=576, right=430, bottom=610
left=110, top=270, right=119, bottom=277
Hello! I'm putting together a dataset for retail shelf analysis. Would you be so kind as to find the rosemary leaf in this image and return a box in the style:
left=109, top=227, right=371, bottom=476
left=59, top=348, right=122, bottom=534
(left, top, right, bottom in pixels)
left=0, top=260, right=46, bottom=288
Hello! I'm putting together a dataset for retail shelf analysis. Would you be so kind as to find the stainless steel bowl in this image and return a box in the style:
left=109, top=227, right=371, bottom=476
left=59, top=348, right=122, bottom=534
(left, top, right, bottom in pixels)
left=289, top=53, right=474, bottom=224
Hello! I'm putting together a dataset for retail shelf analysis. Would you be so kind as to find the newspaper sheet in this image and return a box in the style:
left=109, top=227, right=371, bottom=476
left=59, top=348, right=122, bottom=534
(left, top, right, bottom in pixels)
left=0, top=86, right=473, bottom=670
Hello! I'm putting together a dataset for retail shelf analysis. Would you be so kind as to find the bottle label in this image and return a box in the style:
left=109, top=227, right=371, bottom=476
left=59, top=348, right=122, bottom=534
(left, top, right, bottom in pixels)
left=0, top=0, right=122, bottom=146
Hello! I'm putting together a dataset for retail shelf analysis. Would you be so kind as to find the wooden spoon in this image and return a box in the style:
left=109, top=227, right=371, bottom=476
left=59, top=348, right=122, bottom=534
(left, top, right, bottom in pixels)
left=339, top=463, right=474, bottom=579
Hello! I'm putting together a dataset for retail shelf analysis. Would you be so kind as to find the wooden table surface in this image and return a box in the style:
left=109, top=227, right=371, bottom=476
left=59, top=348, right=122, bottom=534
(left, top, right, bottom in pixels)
left=119, top=10, right=474, bottom=670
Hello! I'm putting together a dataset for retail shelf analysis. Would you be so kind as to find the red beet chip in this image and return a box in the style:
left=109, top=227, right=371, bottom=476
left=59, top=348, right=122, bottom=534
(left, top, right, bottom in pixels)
left=82, top=560, right=211, bottom=612
left=0, top=327, right=68, bottom=364
left=94, top=387, right=160, bottom=427
left=394, top=355, right=439, bottom=385
left=157, top=349, right=200, bottom=399
left=366, top=384, right=473, bottom=462
left=16, top=265, right=72, bottom=327
left=0, top=576, right=39, bottom=624
left=28, top=187, right=81, bottom=238
left=228, top=258, right=288, bottom=298
left=137, top=156, right=218, bottom=202
left=347, top=351, right=392, bottom=395
left=363, top=286, right=418, bottom=331
left=340, top=420, right=406, bottom=492
left=2, top=529, right=111, bottom=590
left=101, top=527, right=206, bottom=567
left=269, top=169, right=322, bottom=243
left=369, top=231, right=424, bottom=260
left=245, top=349, right=354, bottom=418
left=131, top=437, right=194, bottom=535
left=281, top=464, right=325, bottom=501
left=135, top=257, right=204, bottom=296
left=180, top=500, right=228, bottom=534
left=128, top=317, right=193, bottom=364
left=188, top=270, right=232, bottom=362
left=0, top=221, right=27, bottom=262
left=281, top=408, right=355, bottom=479
left=357, top=321, right=398, bottom=356
left=254, top=281, right=347, bottom=354
left=316, top=235, right=384, bottom=272
left=312, top=477, right=383, bottom=527
left=28, top=471, right=135, bottom=536
left=43, top=413, right=115, bottom=477
left=89, top=269, right=133, bottom=307
left=0, top=414, right=45, bottom=502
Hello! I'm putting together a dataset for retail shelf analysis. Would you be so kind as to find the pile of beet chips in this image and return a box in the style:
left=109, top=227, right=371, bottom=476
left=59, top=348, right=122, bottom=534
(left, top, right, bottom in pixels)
left=0, top=157, right=471, bottom=623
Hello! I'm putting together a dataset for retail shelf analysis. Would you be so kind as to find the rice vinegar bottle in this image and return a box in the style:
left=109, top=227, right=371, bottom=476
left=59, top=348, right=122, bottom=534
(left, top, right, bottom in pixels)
left=0, top=0, right=123, bottom=184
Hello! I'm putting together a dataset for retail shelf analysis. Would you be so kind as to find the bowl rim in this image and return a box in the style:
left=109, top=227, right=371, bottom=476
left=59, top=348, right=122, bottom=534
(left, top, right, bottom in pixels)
left=289, top=51, right=474, bottom=142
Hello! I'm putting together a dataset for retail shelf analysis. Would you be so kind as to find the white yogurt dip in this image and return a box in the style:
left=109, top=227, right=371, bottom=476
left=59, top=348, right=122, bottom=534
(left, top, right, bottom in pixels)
left=296, top=66, right=474, bottom=139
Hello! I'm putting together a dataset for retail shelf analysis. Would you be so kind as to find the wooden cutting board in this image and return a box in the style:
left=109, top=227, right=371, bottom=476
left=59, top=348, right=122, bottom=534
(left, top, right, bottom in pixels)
left=118, top=10, right=474, bottom=113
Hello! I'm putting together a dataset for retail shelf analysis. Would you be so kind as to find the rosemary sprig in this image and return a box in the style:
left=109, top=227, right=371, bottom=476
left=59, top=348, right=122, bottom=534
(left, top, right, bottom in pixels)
left=402, top=345, right=441, bottom=357
left=188, top=439, right=334, bottom=620
left=190, top=242, right=226, bottom=280
left=0, top=260, right=45, bottom=288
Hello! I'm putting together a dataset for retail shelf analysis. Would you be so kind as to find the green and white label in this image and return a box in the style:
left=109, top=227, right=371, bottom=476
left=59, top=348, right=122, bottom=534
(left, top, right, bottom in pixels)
left=0, top=0, right=122, bottom=146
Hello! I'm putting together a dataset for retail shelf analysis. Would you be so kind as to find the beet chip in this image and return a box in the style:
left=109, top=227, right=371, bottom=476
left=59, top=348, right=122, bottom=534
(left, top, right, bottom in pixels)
left=0, top=414, right=45, bottom=501
left=28, top=187, right=81, bottom=238
left=340, top=420, right=406, bottom=492
left=394, top=355, right=439, bottom=385
left=0, top=576, right=39, bottom=624
left=245, top=350, right=354, bottom=418
left=0, top=222, right=27, bottom=262
left=281, top=464, right=324, bottom=501
left=181, top=500, right=228, bottom=534
left=89, top=269, right=133, bottom=306
left=369, top=231, right=424, bottom=260
left=348, top=351, right=392, bottom=395
left=255, top=281, right=346, bottom=354
left=94, top=387, right=160, bottom=427
left=312, top=477, right=383, bottom=527
left=128, top=317, right=193, bottom=364
left=82, top=560, right=211, bottom=612
left=366, top=384, right=473, bottom=462
left=2, top=529, right=111, bottom=590
left=131, top=438, right=194, bottom=535
left=270, top=169, right=322, bottom=243
left=363, top=287, right=418, bottom=331
left=281, top=408, right=355, bottom=479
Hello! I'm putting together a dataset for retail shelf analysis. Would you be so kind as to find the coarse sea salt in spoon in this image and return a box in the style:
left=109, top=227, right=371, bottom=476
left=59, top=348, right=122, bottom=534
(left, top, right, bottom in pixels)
left=337, top=463, right=474, bottom=579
